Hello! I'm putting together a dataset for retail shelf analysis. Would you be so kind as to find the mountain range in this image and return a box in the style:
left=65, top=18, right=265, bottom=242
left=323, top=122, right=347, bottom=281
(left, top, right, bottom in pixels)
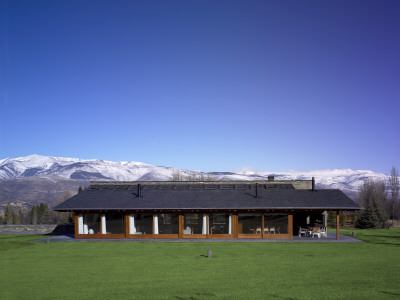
left=0, top=154, right=391, bottom=211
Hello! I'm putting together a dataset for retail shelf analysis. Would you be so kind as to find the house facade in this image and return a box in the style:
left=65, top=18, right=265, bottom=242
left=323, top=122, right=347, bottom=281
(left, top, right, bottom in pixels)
left=54, top=178, right=361, bottom=240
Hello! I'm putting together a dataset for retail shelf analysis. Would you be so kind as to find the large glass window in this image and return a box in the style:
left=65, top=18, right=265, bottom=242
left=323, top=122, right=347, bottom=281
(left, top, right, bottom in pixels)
left=183, top=214, right=207, bottom=234
left=209, top=213, right=232, bottom=234
left=264, top=214, right=288, bottom=234
left=156, top=214, right=178, bottom=234
left=79, top=213, right=101, bottom=234
left=105, top=213, right=125, bottom=234
left=130, top=214, right=153, bottom=234
left=238, top=214, right=262, bottom=234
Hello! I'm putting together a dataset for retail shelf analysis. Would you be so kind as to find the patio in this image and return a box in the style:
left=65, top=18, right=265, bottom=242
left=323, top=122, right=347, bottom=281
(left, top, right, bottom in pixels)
left=34, top=232, right=362, bottom=243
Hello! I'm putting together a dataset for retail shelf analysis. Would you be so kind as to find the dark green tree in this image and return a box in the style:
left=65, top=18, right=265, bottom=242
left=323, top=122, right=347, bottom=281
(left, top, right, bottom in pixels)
left=78, top=186, right=83, bottom=193
left=355, top=206, right=379, bottom=229
left=355, top=179, right=388, bottom=229
left=339, top=211, right=347, bottom=226
left=40, top=204, right=52, bottom=224
left=327, top=211, right=337, bottom=227
left=4, top=202, right=13, bottom=225
left=37, top=203, right=46, bottom=220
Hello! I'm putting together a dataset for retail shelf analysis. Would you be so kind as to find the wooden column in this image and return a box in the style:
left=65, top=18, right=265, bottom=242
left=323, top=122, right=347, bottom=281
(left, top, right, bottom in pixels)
left=125, top=214, right=129, bottom=238
left=206, top=215, right=210, bottom=238
left=336, top=211, right=340, bottom=240
left=288, top=213, right=293, bottom=238
left=233, top=214, right=238, bottom=238
left=74, top=213, right=79, bottom=238
left=178, top=214, right=184, bottom=238
left=261, top=214, right=265, bottom=238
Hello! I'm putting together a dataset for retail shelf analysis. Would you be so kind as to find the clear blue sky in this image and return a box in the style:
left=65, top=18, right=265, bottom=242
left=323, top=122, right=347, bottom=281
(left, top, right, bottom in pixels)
left=0, top=0, right=399, bottom=174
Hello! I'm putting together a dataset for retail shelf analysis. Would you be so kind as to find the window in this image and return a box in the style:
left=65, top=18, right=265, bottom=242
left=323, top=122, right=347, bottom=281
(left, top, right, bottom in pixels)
left=129, top=214, right=153, bottom=234
left=209, top=213, right=232, bottom=234
left=79, top=213, right=100, bottom=234
left=264, top=214, right=288, bottom=234
left=105, top=213, right=125, bottom=234
left=183, top=214, right=207, bottom=234
left=155, top=214, right=178, bottom=234
left=238, top=214, right=262, bottom=234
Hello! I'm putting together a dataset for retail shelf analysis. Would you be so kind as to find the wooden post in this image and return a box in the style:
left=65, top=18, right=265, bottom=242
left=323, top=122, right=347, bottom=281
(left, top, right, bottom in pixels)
left=206, top=215, right=210, bottom=238
left=100, top=214, right=103, bottom=236
left=178, top=215, right=184, bottom=238
left=125, top=214, right=129, bottom=238
left=261, top=214, right=265, bottom=238
left=288, top=213, right=293, bottom=238
left=336, top=211, right=340, bottom=240
left=74, top=213, right=79, bottom=239
left=232, top=213, right=239, bottom=239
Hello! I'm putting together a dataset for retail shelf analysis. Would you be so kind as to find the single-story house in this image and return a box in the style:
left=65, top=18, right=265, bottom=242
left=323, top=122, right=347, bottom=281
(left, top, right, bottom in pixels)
left=54, top=177, right=361, bottom=240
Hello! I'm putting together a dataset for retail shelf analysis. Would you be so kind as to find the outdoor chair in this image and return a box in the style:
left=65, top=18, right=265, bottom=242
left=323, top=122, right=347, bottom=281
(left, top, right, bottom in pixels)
left=320, top=227, right=327, bottom=238
left=256, top=227, right=262, bottom=234
left=269, top=227, right=276, bottom=234
left=264, top=228, right=269, bottom=234
left=298, top=227, right=307, bottom=237
left=276, top=227, right=280, bottom=234
left=311, top=227, right=321, bottom=238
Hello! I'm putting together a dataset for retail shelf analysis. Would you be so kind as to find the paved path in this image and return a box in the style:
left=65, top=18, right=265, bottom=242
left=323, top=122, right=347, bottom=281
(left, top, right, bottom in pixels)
left=33, top=232, right=362, bottom=243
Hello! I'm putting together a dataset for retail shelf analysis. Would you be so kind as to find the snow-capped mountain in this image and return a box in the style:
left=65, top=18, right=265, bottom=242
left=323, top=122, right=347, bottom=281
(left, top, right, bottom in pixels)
left=0, top=154, right=168, bottom=181
left=0, top=154, right=390, bottom=193
left=0, top=154, right=393, bottom=211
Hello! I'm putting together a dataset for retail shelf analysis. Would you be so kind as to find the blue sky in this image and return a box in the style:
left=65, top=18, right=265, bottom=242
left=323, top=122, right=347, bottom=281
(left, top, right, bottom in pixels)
left=0, top=0, right=399, bottom=174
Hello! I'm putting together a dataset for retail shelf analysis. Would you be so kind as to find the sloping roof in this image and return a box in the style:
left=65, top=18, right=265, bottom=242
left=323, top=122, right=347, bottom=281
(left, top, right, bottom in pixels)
left=54, top=183, right=361, bottom=211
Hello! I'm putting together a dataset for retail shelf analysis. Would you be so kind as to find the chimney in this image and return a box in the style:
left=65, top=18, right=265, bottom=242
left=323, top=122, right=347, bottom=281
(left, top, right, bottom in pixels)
left=268, top=176, right=274, bottom=181
left=312, top=177, right=315, bottom=191
left=138, top=184, right=142, bottom=198
left=255, top=183, right=258, bottom=198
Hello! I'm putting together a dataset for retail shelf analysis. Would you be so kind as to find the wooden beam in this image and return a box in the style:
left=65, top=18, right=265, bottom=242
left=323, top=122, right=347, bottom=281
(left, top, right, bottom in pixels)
left=336, top=211, right=340, bottom=240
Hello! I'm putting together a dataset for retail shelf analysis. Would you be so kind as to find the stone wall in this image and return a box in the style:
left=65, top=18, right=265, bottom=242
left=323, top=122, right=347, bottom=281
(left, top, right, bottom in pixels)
left=0, top=224, right=74, bottom=234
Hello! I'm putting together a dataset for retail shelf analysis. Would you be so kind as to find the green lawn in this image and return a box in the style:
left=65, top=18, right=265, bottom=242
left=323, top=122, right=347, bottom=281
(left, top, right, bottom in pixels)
left=1, top=230, right=400, bottom=300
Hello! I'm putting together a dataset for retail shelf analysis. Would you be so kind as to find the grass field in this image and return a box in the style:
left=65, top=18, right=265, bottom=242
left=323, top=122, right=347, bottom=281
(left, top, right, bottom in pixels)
left=1, top=229, right=400, bottom=300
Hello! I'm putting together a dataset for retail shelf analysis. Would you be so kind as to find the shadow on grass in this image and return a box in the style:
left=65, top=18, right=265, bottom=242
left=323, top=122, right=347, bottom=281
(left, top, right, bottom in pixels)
left=374, top=242, right=400, bottom=246
left=175, top=292, right=217, bottom=299
left=380, top=291, right=400, bottom=296
left=262, top=294, right=298, bottom=300
left=365, top=235, right=400, bottom=239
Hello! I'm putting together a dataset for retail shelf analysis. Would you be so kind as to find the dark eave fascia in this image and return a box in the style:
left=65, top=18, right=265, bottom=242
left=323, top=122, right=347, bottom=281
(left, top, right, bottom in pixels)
left=55, top=206, right=361, bottom=212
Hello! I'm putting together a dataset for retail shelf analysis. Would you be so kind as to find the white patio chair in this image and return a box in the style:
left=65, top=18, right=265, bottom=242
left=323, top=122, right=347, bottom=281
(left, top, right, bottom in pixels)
left=311, top=227, right=321, bottom=238
left=298, top=227, right=307, bottom=237
left=320, top=227, right=327, bottom=238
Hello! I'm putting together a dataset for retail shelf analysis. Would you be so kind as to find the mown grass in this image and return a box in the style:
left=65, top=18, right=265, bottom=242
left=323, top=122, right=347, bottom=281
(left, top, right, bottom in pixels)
left=0, top=229, right=399, bottom=300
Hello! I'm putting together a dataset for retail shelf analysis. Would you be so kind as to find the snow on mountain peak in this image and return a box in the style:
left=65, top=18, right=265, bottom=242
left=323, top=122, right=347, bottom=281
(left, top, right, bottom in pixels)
left=0, top=155, right=391, bottom=195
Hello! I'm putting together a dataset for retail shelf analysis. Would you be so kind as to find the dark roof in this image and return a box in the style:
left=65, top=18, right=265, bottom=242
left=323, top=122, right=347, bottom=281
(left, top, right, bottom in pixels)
left=54, top=183, right=360, bottom=211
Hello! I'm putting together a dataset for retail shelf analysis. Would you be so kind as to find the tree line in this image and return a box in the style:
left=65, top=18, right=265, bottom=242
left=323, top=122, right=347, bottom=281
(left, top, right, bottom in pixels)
left=354, top=166, right=399, bottom=229
left=171, top=170, right=216, bottom=181
left=0, top=189, right=79, bottom=225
